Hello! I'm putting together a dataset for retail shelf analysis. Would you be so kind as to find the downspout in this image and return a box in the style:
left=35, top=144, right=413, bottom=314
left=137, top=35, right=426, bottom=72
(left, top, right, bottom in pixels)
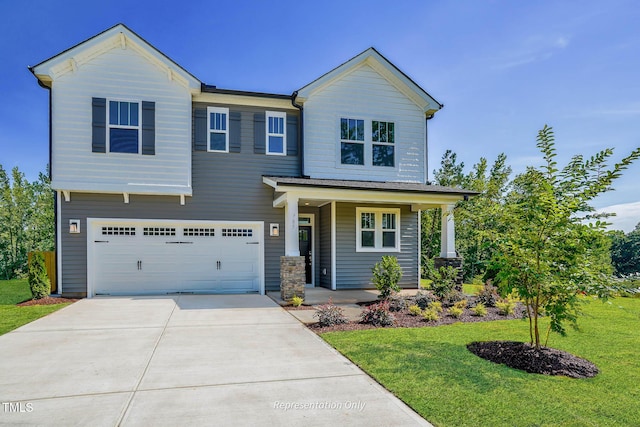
left=291, top=91, right=306, bottom=177
left=425, top=114, right=435, bottom=184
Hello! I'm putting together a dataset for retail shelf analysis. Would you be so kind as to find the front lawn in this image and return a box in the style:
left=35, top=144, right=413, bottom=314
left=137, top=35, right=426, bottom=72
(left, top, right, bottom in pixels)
left=0, top=279, right=71, bottom=335
left=322, top=297, right=640, bottom=427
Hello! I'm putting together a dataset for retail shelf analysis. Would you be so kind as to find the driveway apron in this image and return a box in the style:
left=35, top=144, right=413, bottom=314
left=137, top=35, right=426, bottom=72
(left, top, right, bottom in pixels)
left=0, top=295, right=431, bottom=426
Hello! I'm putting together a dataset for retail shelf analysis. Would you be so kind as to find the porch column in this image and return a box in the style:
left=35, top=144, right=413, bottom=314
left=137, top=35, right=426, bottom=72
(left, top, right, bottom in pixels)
left=284, top=193, right=300, bottom=256
left=440, top=204, right=456, bottom=258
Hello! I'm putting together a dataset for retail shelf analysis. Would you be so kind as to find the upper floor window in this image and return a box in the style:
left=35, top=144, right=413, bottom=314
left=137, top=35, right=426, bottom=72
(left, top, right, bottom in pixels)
left=207, top=107, right=229, bottom=152
left=266, top=111, right=287, bottom=155
left=340, top=118, right=364, bottom=165
left=108, top=101, right=140, bottom=153
left=356, top=207, right=400, bottom=252
left=372, top=121, right=395, bottom=167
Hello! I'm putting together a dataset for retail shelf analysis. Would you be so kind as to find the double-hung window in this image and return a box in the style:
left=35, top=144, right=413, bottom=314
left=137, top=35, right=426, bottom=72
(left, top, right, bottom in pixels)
left=266, top=111, right=286, bottom=155
left=207, top=107, right=229, bottom=152
left=356, top=208, right=400, bottom=251
left=340, top=118, right=365, bottom=165
left=108, top=100, right=140, bottom=153
left=372, top=120, right=395, bottom=167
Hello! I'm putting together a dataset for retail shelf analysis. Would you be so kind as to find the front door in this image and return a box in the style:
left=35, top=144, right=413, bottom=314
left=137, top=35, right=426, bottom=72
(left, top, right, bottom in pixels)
left=298, top=226, right=312, bottom=284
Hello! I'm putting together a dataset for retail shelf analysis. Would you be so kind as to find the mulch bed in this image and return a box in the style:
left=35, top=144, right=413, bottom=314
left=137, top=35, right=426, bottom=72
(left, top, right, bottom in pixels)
left=467, top=340, right=599, bottom=378
left=18, top=297, right=79, bottom=306
left=309, top=304, right=526, bottom=333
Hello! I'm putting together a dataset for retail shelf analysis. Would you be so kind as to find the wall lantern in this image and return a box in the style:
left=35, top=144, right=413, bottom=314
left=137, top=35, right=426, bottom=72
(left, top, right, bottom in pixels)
left=270, top=223, right=280, bottom=237
left=69, top=219, right=80, bottom=234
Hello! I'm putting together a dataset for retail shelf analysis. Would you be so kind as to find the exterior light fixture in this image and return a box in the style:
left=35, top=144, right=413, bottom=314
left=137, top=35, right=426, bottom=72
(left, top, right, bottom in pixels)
left=69, top=219, right=80, bottom=234
left=270, top=223, right=280, bottom=237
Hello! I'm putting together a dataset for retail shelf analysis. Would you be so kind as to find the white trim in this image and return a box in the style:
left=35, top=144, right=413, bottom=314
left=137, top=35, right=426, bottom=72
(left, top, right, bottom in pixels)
left=123, top=193, right=129, bottom=204
left=86, top=218, right=265, bottom=298
left=62, top=190, right=70, bottom=202
left=284, top=193, right=300, bottom=256
left=417, top=209, right=422, bottom=288
left=56, top=191, right=63, bottom=295
left=355, top=207, right=401, bottom=252
left=206, top=106, right=229, bottom=153
left=265, top=111, right=287, bottom=155
left=106, top=98, right=142, bottom=154
left=193, top=92, right=295, bottom=110
left=440, top=204, right=457, bottom=258
left=299, top=214, right=315, bottom=287
left=331, top=201, right=336, bottom=290
left=339, top=117, right=366, bottom=166
left=180, top=194, right=185, bottom=205
left=51, top=180, right=192, bottom=197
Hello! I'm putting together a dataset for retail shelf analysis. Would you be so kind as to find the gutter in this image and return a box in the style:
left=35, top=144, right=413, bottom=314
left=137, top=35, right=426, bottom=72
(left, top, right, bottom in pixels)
left=291, top=91, right=307, bottom=177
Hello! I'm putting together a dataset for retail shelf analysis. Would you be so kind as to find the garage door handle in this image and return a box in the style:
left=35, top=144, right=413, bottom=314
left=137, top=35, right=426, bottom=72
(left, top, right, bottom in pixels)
left=166, top=241, right=194, bottom=244
left=246, top=242, right=259, bottom=245
left=94, top=240, right=109, bottom=243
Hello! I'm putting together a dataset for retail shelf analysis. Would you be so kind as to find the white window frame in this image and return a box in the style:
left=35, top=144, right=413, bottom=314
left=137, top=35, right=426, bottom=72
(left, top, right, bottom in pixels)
left=266, top=111, right=287, bottom=155
left=340, top=117, right=366, bottom=166
left=356, top=207, right=401, bottom=252
left=107, top=99, right=141, bottom=154
left=372, top=120, right=395, bottom=167
left=207, top=106, right=229, bottom=153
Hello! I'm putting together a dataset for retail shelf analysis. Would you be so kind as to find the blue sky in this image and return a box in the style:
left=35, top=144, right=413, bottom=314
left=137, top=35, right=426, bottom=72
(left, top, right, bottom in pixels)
left=1, top=0, right=639, bottom=231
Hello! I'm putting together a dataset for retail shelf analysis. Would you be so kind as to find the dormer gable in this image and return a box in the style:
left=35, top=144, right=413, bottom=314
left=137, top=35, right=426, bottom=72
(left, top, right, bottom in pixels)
left=296, top=47, right=442, bottom=117
left=30, top=23, right=201, bottom=93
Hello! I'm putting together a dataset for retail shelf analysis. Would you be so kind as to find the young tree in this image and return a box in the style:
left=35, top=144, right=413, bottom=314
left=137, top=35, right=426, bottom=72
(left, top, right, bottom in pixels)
left=610, top=223, right=640, bottom=276
left=494, top=125, right=640, bottom=348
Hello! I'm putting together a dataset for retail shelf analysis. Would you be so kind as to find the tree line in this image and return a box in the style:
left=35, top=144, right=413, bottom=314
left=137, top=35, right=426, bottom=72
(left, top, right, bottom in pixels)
left=0, top=165, right=54, bottom=280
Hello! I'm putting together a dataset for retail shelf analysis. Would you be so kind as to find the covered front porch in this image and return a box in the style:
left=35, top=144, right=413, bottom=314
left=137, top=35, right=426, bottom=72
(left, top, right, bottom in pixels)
left=263, top=176, right=476, bottom=300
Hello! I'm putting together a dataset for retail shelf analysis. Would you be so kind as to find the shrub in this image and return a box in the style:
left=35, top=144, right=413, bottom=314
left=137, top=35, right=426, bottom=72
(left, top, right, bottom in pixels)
left=428, top=301, right=443, bottom=313
left=360, top=301, right=395, bottom=326
left=476, top=283, right=500, bottom=307
left=371, top=255, right=403, bottom=300
left=448, top=306, right=464, bottom=318
left=430, top=265, right=458, bottom=299
left=471, top=275, right=484, bottom=286
left=314, top=298, right=348, bottom=326
left=472, top=303, right=487, bottom=317
left=496, top=298, right=517, bottom=316
left=413, top=290, right=436, bottom=309
left=408, top=304, right=422, bottom=316
left=28, top=252, right=50, bottom=300
left=422, top=308, right=440, bottom=322
left=289, top=295, right=304, bottom=307
left=441, top=290, right=465, bottom=307
left=387, top=294, right=408, bottom=312
left=453, top=299, right=468, bottom=310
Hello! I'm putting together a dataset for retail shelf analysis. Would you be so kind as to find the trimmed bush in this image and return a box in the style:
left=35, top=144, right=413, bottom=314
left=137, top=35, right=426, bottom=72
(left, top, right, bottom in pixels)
left=314, top=298, right=348, bottom=326
left=448, top=306, right=464, bottom=318
left=387, top=294, right=408, bottom=312
left=371, top=255, right=403, bottom=299
left=428, top=301, right=443, bottom=313
left=422, top=308, right=440, bottom=322
left=360, top=301, right=395, bottom=327
left=496, top=298, right=517, bottom=316
left=28, top=252, right=50, bottom=300
left=430, top=265, right=458, bottom=299
left=472, top=303, right=487, bottom=317
left=453, top=299, right=468, bottom=310
left=408, top=304, right=422, bottom=316
left=413, top=290, right=436, bottom=310
left=441, top=289, right=465, bottom=307
left=476, top=283, right=500, bottom=307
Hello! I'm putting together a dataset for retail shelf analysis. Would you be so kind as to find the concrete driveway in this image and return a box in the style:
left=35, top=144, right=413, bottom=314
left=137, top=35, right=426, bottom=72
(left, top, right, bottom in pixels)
left=0, top=295, right=430, bottom=426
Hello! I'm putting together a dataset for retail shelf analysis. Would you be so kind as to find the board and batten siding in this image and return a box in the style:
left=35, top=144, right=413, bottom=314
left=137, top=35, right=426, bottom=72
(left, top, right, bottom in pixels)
left=335, top=203, right=418, bottom=289
left=51, top=45, right=192, bottom=194
left=303, top=64, right=426, bottom=183
left=58, top=104, right=300, bottom=296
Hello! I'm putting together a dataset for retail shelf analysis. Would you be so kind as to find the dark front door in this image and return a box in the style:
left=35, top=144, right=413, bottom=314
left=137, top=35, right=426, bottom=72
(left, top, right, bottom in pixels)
left=298, top=226, right=312, bottom=284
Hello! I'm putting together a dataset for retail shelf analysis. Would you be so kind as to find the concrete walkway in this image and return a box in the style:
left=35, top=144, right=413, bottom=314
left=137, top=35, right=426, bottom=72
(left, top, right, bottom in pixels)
left=0, top=295, right=431, bottom=426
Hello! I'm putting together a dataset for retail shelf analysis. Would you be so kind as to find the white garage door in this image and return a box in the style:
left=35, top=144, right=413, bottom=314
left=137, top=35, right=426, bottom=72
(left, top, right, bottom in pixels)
left=87, top=219, right=263, bottom=296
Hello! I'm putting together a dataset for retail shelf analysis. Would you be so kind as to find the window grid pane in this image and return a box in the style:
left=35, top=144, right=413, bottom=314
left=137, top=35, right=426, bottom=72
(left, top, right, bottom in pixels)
left=361, top=213, right=375, bottom=229
left=382, top=213, right=396, bottom=230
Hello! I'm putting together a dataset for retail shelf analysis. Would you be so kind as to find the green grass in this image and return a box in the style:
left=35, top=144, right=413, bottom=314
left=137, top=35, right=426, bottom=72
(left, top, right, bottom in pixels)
left=322, top=297, right=640, bottom=427
left=419, top=278, right=481, bottom=296
left=0, top=279, right=71, bottom=335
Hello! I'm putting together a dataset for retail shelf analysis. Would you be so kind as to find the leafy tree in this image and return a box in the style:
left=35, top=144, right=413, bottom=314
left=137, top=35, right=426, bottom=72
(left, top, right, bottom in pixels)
left=610, top=223, right=640, bottom=276
left=372, top=255, right=403, bottom=299
left=28, top=251, right=51, bottom=299
left=493, top=125, right=640, bottom=348
left=0, top=165, right=54, bottom=279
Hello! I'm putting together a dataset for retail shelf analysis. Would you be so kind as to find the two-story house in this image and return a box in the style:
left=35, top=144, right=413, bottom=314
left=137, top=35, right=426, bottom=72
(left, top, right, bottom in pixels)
left=30, top=24, right=474, bottom=298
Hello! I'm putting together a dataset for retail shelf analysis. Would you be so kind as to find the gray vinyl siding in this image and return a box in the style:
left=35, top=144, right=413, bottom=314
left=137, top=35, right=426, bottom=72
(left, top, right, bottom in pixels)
left=319, top=203, right=332, bottom=288
left=59, top=103, right=300, bottom=296
left=335, top=203, right=418, bottom=289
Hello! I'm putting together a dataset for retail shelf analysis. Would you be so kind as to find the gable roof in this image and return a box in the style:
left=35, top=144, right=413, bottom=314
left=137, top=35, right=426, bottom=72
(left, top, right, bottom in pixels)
left=30, top=23, right=201, bottom=92
left=295, top=47, right=443, bottom=116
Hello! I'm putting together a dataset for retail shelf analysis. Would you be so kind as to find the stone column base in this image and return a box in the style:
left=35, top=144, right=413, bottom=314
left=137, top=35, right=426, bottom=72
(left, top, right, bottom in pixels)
left=280, top=256, right=306, bottom=301
left=434, top=257, right=463, bottom=290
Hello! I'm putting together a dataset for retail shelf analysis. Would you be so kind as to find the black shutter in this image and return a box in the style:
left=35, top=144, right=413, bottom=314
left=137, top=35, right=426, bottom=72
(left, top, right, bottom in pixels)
left=229, top=111, right=241, bottom=153
left=92, top=97, right=106, bottom=153
left=286, top=115, right=298, bottom=156
left=194, top=108, right=207, bottom=151
left=141, top=101, right=155, bottom=155
left=254, top=113, right=265, bottom=154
